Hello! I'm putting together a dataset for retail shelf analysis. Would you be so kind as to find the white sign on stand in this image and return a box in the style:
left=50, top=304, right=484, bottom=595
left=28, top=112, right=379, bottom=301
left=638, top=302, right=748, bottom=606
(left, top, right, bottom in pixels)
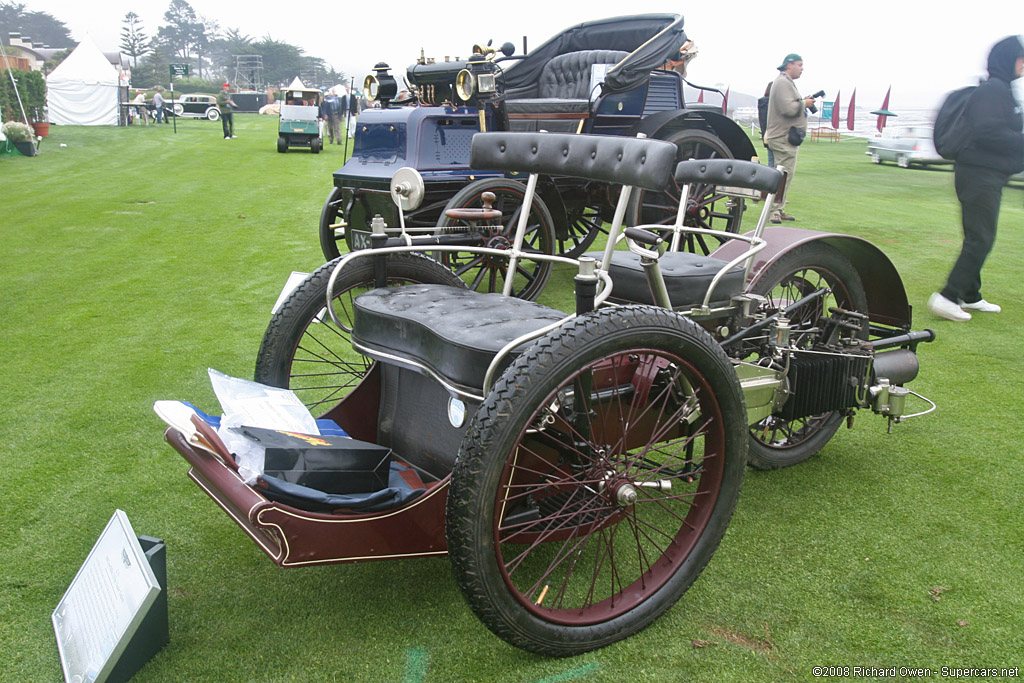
left=52, top=510, right=160, bottom=683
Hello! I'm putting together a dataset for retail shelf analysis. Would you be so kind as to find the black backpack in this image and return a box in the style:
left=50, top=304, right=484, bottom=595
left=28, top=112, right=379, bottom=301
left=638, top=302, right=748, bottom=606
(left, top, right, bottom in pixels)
left=933, top=86, right=976, bottom=160
left=757, top=95, right=769, bottom=140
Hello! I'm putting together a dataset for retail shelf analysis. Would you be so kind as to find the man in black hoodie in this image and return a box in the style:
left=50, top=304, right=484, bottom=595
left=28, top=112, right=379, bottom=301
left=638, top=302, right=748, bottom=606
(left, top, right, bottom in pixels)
left=929, top=36, right=1024, bottom=321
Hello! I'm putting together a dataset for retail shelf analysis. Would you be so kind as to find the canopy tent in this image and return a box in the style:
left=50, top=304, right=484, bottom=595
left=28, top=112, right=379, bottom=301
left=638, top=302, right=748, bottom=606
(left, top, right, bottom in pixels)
left=46, top=38, right=119, bottom=126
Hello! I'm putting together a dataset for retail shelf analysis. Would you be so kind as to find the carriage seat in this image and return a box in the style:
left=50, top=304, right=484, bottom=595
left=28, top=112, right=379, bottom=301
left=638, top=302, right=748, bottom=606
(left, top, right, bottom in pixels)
left=352, top=285, right=565, bottom=391
left=506, top=50, right=629, bottom=132
left=591, top=250, right=746, bottom=307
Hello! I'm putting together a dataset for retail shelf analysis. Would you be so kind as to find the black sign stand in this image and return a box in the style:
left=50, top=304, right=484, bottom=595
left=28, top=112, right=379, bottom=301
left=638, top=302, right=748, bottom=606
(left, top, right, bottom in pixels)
left=106, top=537, right=170, bottom=683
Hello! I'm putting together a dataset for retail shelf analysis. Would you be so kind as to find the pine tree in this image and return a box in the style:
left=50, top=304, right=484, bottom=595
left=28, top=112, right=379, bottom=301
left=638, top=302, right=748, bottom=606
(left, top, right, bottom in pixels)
left=120, top=12, right=150, bottom=69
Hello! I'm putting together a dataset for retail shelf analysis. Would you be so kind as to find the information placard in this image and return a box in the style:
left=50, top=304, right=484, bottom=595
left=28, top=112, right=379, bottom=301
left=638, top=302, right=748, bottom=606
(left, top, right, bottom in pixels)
left=52, top=510, right=160, bottom=683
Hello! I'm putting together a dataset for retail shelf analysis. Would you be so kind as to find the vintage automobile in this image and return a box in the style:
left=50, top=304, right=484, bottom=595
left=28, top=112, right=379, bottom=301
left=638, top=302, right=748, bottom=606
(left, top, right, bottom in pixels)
left=171, top=93, right=221, bottom=121
left=318, top=13, right=755, bottom=279
left=866, top=126, right=947, bottom=168
left=277, top=85, right=324, bottom=154
left=161, top=131, right=936, bottom=657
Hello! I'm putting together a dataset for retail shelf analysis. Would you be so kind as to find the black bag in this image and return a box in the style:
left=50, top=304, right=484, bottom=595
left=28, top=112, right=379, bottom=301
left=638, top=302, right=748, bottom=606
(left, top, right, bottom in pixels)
left=933, top=86, right=977, bottom=160
left=788, top=126, right=806, bottom=146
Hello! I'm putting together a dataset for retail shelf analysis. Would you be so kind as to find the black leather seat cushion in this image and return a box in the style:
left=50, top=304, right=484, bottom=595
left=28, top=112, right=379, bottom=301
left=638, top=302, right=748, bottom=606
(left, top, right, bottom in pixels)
left=589, top=250, right=746, bottom=307
left=352, top=285, right=566, bottom=390
left=504, top=98, right=591, bottom=117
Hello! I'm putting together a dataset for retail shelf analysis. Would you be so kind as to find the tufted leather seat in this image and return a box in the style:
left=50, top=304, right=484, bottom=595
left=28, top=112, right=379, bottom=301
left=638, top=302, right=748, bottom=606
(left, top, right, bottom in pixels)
left=590, top=250, right=746, bottom=308
left=506, top=50, right=629, bottom=132
left=352, top=285, right=566, bottom=391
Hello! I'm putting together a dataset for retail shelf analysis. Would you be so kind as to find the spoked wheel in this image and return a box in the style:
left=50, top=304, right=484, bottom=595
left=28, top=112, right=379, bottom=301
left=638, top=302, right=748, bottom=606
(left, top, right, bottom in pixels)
left=744, top=242, right=868, bottom=470
left=438, top=178, right=555, bottom=301
left=558, top=194, right=608, bottom=258
left=255, top=252, right=465, bottom=412
left=626, top=129, right=744, bottom=255
left=319, top=186, right=345, bottom=260
left=447, top=306, right=746, bottom=656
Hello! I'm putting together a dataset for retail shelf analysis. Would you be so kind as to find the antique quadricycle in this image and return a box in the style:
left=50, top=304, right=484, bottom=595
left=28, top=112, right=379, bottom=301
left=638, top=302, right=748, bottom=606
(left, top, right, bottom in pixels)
left=319, top=13, right=757, bottom=293
left=165, top=132, right=934, bottom=656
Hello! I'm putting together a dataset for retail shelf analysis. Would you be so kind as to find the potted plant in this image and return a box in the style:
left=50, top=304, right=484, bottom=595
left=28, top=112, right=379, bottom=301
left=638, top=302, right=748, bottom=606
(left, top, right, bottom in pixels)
left=2, top=121, right=38, bottom=157
left=30, top=106, right=49, bottom=137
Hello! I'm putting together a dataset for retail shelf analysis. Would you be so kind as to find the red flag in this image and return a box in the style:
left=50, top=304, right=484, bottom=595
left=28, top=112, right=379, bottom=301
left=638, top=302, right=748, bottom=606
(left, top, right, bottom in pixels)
left=831, top=90, right=841, bottom=130
left=876, top=86, right=891, bottom=133
left=697, top=89, right=704, bottom=103
left=847, top=88, right=856, bottom=131
left=722, top=86, right=729, bottom=115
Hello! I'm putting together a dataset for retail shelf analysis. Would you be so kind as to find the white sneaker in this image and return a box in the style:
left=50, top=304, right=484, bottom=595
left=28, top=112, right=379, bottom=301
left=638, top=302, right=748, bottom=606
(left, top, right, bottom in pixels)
left=928, top=293, right=971, bottom=321
left=960, top=299, right=1000, bottom=313
left=231, top=135, right=237, bottom=139
left=224, top=136, right=230, bottom=139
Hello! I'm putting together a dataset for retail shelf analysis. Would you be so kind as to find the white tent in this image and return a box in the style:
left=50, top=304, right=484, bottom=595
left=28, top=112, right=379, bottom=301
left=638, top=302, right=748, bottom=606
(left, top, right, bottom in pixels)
left=46, top=38, right=119, bottom=126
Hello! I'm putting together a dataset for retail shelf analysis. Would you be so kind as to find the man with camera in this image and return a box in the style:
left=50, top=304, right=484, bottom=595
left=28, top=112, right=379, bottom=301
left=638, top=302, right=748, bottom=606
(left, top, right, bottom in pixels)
left=765, top=53, right=820, bottom=223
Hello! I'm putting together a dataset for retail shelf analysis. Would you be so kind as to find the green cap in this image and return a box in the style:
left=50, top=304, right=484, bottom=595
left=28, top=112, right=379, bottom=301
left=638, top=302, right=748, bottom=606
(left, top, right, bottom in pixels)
left=777, top=53, right=802, bottom=70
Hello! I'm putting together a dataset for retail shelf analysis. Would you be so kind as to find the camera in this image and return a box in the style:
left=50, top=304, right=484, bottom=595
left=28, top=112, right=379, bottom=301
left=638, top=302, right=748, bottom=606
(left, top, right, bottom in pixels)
left=807, top=90, right=826, bottom=114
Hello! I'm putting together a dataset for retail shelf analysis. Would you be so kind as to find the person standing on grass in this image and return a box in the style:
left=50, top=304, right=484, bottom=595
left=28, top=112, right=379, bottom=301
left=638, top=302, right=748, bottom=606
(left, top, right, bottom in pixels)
left=765, top=53, right=818, bottom=224
left=928, top=36, right=1024, bottom=322
left=217, top=83, right=237, bottom=139
left=153, top=87, right=166, bottom=124
left=322, top=90, right=342, bottom=144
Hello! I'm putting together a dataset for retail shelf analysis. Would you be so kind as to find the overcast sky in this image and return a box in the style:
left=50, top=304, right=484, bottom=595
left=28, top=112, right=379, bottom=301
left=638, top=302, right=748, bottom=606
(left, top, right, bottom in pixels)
left=20, top=0, right=1023, bottom=109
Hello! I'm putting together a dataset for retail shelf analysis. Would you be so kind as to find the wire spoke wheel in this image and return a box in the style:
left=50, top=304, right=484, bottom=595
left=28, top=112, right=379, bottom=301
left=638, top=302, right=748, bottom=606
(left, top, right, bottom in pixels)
left=447, top=307, right=746, bottom=655
left=626, top=129, right=744, bottom=255
left=743, top=242, right=868, bottom=469
left=255, top=253, right=465, bottom=412
left=438, top=179, right=555, bottom=300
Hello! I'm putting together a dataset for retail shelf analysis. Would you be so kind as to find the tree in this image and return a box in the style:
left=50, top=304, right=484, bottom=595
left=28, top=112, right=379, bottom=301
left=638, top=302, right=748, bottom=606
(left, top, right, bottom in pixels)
left=0, top=1, right=73, bottom=48
left=157, top=0, right=201, bottom=61
left=120, top=12, right=150, bottom=69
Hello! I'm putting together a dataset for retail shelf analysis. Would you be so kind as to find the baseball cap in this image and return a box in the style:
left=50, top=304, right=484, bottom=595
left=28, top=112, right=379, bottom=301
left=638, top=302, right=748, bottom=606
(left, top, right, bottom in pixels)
left=777, top=53, right=802, bottom=70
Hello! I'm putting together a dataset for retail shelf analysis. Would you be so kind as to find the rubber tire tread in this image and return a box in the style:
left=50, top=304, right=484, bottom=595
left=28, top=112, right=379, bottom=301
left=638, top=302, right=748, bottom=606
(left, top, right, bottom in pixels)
left=446, top=305, right=747, bottom=656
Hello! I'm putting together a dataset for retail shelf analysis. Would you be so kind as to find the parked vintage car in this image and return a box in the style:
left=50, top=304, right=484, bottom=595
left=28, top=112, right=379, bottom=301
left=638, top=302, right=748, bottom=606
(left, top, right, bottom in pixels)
left=319, top=14, right=754, bottom=270
left=170, top=94, right=221, bottom=121
left=866, top=126, right=947, bottom=168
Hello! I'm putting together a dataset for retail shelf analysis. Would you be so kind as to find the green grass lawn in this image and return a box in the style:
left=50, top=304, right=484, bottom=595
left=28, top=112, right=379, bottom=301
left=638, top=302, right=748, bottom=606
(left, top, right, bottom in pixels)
left=2, top=116, right=1022, bottom=681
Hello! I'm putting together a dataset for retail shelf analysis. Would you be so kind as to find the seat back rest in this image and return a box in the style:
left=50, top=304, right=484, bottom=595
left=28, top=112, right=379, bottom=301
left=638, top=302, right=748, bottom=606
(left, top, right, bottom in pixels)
left=470, top=132, right=677, bottom=192
left=537, top=50, right=630, bottom=99
left=674, top=158, right=783, bottom=194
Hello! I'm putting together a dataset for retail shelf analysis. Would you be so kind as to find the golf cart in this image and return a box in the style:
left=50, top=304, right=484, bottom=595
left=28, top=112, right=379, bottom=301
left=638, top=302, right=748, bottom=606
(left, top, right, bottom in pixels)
left=277, top=85, right=324, bottom=154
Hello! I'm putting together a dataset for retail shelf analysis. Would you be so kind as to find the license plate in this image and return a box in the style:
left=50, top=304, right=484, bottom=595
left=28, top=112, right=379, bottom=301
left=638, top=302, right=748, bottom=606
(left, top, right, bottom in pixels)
left=349, top=229, right=371, bottom=250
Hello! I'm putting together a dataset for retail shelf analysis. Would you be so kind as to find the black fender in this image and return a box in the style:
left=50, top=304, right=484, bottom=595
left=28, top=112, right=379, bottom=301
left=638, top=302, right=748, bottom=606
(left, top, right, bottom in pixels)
left=710, top=226, right=912, bottom=329
left=626, top=109, right=757, bottom=161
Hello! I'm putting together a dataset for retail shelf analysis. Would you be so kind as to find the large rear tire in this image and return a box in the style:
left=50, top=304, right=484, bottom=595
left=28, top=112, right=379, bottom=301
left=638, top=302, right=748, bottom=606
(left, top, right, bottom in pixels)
left=744, top=242, right=868, bottom=469
left=447, top=306, right=746, bottom=656
left=626, top=129, right=744, bottom=255
left=255, top=252, right=466, bottom=412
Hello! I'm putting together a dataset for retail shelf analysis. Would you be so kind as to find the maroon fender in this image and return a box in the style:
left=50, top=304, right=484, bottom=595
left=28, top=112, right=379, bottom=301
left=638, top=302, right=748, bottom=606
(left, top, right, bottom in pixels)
left=710, top=226, right=912, bottom=329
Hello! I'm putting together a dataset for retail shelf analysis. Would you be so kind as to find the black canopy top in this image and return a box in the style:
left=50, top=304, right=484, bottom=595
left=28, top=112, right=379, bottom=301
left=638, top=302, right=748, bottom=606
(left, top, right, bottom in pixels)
left=502, top=14, right=687, bottom=97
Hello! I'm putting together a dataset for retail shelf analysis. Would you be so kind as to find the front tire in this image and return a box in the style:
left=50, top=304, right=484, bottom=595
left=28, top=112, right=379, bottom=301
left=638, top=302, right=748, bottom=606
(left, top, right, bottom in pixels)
left=319, top=186, right=345, bottom=260
left=311, top=138, right=321, bottom=154
left=438, top=178, right=556, bottom=300
left=255, top=252, right=466, bottom=412
left=277, top=136, right=288, bottom=154
left=744, top=242, right=868, bottom=469
left=447, top=306, right=746, bottom=656
left=207, top=108, right=220, bottom=121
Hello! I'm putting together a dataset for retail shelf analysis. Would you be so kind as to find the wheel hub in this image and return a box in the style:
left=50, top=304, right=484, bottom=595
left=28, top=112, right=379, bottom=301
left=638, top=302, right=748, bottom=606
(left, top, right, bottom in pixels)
left=485, top=233, right=511, bottom=250
left=614, top=482, right=638, bottom=507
